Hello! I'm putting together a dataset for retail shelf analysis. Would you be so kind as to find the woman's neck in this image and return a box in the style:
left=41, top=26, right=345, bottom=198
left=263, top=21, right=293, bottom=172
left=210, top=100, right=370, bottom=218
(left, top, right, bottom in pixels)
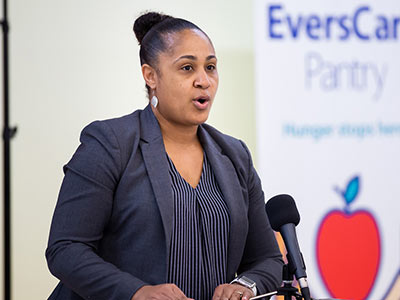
left=153, top=108, right=200, bottom=147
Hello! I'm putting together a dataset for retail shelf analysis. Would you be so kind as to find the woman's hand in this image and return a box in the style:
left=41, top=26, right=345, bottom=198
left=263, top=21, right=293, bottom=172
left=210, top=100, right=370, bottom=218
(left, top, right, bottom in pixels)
left=212, top=283, right=255, bottom=300
left=131, top=284, right=194, bottom=300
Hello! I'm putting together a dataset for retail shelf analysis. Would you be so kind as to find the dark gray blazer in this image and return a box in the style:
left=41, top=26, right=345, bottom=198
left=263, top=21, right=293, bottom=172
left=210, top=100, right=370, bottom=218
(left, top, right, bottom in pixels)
left=46, top=105, right=283, bottom=300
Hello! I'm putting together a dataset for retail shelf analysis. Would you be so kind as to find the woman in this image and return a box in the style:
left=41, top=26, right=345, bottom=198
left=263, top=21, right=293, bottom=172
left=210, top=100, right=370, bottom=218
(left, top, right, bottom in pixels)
left=46, top=12, right=283, bottom=300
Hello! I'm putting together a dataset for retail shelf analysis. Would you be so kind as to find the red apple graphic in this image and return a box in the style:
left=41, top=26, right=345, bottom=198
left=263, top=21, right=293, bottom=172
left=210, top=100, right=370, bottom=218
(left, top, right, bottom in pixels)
left=316, top=175, right=381, bottom=300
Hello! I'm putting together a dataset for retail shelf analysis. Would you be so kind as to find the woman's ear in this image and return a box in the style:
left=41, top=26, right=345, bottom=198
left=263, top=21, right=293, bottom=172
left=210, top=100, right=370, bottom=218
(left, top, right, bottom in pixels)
left=141, top=64, right=157, bottom=90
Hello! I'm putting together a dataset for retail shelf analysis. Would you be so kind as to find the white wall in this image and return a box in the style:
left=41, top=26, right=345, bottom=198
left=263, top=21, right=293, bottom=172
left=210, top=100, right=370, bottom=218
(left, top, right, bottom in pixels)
left=7, top=1, right=256, bottom=299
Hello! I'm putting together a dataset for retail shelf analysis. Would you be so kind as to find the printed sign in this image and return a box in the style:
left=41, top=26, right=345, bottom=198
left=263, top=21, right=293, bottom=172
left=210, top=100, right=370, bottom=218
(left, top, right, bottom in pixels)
left=254, top=1, right=400, bottom=299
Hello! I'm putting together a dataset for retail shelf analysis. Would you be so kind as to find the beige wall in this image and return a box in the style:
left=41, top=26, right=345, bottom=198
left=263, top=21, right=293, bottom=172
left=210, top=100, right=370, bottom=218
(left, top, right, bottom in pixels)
left=6, top=0, right=256, bottom=299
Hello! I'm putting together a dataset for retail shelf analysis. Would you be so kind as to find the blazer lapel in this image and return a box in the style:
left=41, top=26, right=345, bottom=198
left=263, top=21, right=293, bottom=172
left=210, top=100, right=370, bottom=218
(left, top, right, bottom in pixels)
left=139, top=105, right=174, bottom=269
left=198, top=126, right=248, bottom=279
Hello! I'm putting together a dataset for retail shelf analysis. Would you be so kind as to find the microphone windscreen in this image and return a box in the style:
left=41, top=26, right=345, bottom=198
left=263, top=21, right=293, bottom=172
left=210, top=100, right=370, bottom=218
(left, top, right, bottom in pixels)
left=265, top=194, right=300, bottom=231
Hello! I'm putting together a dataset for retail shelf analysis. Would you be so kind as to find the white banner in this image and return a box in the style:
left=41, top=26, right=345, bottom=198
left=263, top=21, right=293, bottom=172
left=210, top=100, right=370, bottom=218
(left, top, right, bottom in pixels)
left=254, top=1, right=400, bottom=299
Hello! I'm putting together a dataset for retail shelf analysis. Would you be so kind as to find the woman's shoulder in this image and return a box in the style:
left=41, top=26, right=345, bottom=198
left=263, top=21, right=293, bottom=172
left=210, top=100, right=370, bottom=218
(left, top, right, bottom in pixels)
left=200, top=123, right=241, bottom=143
left=199, top=123, right=252, bottom=162
left=81, top=107, right=145, bottom=143
left=76, top=108, right=148, bottom=167
left=94, top=108, right=142, bottom=133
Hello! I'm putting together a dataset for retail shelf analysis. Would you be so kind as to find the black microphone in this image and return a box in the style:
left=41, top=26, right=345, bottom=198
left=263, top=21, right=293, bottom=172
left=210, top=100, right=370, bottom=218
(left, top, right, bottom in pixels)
left=265, top=194, right=311, bottom=300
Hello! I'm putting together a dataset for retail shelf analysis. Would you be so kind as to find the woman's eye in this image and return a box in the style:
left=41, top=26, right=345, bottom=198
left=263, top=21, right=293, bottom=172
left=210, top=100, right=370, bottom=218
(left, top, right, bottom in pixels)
left=207, top=65, right=216, bottom=71
left=182, top=65, right=193, bottom=71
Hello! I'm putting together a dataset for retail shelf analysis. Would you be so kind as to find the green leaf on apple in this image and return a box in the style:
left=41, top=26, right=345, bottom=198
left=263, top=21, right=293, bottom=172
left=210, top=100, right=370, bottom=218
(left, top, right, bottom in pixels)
left=334, top=175, right=360, bottom=210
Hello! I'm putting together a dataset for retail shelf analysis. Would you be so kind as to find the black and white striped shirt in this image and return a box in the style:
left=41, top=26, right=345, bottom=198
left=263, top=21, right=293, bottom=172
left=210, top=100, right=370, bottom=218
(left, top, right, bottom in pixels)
left=167, top=152, right=230, bottom=300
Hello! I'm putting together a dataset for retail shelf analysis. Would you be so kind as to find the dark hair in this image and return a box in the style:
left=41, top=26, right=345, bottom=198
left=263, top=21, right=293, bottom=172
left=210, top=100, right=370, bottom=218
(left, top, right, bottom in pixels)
left=133, top=12, right=210, bottom=96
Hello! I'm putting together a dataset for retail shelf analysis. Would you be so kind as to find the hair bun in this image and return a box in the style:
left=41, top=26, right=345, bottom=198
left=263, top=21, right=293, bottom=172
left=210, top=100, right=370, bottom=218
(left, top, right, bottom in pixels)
left=133, top=12, right=171, bottom=44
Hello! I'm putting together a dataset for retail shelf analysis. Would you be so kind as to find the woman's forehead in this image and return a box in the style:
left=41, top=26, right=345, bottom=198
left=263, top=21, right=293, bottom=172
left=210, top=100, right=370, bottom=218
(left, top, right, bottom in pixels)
left=162, top=29, right=215, bottom=60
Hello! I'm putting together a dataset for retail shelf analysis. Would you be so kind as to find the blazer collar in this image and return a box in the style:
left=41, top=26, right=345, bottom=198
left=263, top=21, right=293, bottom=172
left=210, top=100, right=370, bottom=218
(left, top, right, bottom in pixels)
left=140, top=104, right=163, bottom=143
left=139, top=105, right=174, bottom=272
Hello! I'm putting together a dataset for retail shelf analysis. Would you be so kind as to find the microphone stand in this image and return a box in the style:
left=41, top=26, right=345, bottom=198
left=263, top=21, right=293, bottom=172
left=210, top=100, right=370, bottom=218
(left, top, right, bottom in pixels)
left=276, top=264, right=304, bottom=300
left=1, top=0, right=17, bottom=299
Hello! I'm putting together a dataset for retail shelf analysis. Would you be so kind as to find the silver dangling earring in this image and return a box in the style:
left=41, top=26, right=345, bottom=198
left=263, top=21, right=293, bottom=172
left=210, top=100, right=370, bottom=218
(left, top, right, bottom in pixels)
left=151, top=95, right=158, bottom=108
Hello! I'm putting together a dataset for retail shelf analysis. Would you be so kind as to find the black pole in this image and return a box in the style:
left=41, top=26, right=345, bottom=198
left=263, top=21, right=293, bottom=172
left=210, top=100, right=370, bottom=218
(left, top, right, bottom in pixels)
left=1, top=0, right=17, bottom=299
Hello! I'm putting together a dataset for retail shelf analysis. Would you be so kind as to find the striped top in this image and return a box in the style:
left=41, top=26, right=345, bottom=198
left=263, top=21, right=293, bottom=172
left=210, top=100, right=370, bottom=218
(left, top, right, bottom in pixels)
left=167, top=152, right=230, bottom=300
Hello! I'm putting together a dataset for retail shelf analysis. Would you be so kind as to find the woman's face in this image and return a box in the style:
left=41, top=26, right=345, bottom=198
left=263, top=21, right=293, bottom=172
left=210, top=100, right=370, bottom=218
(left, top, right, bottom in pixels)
left=152, top=29, right=219, bottom=127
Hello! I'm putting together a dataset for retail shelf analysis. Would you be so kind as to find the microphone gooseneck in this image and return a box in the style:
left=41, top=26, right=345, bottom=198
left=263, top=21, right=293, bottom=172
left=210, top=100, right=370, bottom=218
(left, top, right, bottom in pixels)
left=265, top=194, right=311, bottom=300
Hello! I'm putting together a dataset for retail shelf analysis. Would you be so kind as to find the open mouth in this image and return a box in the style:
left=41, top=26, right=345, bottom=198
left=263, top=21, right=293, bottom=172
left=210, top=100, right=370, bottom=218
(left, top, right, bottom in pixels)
left=196, top=98, right=207, bottom=104
left=194, top=95, right=210, bottom=103
left=193, top=96, right=210, bottom=109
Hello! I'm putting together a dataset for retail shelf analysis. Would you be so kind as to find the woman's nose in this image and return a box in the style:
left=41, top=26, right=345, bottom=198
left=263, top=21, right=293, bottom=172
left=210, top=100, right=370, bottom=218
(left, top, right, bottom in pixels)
left=194, top=70, right=211, bottom=89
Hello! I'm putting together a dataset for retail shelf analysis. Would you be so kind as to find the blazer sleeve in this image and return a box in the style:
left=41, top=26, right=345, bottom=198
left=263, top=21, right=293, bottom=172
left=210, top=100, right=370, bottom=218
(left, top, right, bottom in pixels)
left=46, top=121, right=147, bottom=300
left=236, top=141, right=284, bottom=294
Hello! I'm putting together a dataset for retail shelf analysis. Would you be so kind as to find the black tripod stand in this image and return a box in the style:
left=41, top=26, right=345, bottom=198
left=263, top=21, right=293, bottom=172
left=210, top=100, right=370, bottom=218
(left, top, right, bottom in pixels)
left=1, top=0, right=18, bottom=299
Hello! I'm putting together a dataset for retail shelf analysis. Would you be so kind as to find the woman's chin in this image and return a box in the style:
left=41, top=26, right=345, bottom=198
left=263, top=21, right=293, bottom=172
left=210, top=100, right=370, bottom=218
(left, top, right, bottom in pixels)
left=192, top=111, right=211, bottom=125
